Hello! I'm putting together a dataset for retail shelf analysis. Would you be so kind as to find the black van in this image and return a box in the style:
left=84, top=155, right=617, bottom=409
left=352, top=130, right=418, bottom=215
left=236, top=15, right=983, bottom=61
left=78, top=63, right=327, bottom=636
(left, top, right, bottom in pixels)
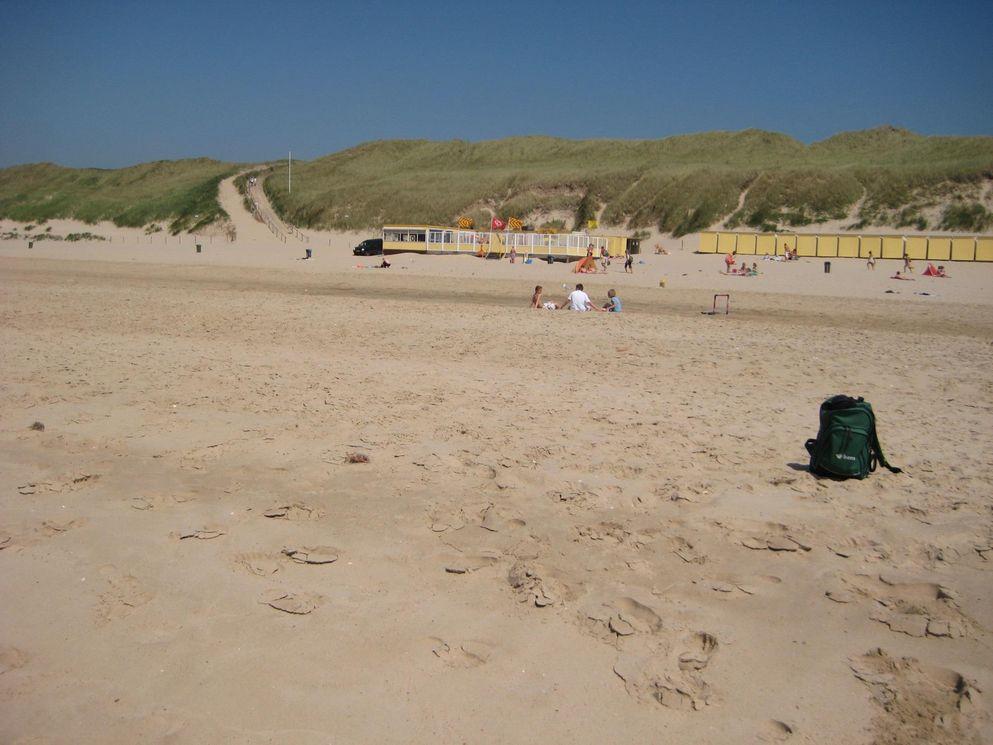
left=353, top=238, right=383, bottom=256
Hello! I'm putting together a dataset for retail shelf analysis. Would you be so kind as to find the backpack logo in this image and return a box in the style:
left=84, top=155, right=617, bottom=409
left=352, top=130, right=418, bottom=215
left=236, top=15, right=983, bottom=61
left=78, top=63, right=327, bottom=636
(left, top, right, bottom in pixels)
left=835, top=453, right=856, bottom=461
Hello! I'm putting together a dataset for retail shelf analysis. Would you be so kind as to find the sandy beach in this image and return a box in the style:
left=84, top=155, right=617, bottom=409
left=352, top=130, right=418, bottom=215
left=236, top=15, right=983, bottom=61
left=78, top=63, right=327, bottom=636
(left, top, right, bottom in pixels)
left=1, top=237, right=992, bottom=744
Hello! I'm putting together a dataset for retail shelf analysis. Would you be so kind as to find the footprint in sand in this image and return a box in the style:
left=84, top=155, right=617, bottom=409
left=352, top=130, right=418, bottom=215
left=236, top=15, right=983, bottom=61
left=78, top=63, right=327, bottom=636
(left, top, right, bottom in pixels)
left=825, top=535, right=890, bottom=562
left=581, top=596, right=664, bottom=639
left=130, top=494, right=196, bottom=511
left=479, top=505, right=525, bottom=533
left=740, top=535, right=811, bottom=553
left=429, top=637, right=493, bottom=668
left=707, top=575, right=782, bottom=597
left=757, top=720, right=795, bottom=742
left=17, top=473, right=99, bottom=496
left=613, top=637, right=714, bottom=711
left=281, top=546, right=340, bottom=565
left=677, top=631, right=719, bottom=672
left=670, top=536, right=707, bottom=564
left=576, top=521, right=633, bottom=545
left=0, top=646, right=29, bottom=675
left=40, top=518, right=87, bottom=537
left=235, top=552, right=282, bottom=577
left=850, top=648, right=984, bottom=743
left=507, top=560, right=563, bottom=607
left=263, top=503, right=325, bottom=521
left=177, top=528, right=225, bottom=540
left=443, top=552, right=499, bottom=574
left=258, top=589, right=322, bottom=615
left=832, top=573, right=973, bottom=638
left=96, top=566, right=153, bottom=624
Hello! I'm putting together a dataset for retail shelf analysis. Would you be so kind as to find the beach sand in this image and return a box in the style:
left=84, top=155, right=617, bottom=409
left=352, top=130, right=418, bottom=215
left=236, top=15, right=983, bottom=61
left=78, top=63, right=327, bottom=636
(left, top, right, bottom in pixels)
left=1, top=235, right=992, bottom=744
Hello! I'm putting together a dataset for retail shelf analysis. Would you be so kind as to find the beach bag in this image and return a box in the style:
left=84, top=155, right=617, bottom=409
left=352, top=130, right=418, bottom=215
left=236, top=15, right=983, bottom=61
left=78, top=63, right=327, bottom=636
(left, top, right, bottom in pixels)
left=804, top=395, right=902, bottom=479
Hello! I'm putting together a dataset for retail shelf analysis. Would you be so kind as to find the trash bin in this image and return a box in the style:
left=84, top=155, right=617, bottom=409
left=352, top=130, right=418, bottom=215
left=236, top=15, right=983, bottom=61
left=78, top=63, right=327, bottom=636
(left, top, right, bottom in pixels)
left=196, top=244, right=202, bottom=253
left=824, top=261, right=831, bottom=274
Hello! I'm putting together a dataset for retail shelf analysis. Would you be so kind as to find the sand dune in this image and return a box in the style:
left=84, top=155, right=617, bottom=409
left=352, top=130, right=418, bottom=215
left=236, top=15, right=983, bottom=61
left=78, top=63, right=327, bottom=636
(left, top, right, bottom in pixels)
left=0, top=241, right=992, bottom=744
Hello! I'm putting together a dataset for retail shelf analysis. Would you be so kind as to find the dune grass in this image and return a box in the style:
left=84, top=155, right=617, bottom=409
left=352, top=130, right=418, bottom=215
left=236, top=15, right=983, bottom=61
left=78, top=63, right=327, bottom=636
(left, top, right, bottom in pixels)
left=2, top=128, right=991, bottom=237
left=263, top=127, right=993, bottom=235
left=0, top=158, right=238, bottom=233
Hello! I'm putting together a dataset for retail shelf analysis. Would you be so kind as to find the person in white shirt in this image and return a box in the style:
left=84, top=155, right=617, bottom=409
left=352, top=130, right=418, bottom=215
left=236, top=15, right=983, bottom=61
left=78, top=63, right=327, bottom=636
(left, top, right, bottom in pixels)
left=563, top=283, right=602, bottom=312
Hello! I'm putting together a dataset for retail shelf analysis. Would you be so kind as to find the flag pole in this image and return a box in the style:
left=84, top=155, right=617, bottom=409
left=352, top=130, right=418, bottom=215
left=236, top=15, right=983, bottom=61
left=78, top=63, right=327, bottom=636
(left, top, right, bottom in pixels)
left=288, top=151, right=292, bottom=194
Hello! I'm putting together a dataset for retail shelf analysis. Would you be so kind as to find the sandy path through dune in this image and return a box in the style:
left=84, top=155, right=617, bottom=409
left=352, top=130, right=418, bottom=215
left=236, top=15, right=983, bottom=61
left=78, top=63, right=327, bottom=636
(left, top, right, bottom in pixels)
left=1, top=258, right=991, bottom=744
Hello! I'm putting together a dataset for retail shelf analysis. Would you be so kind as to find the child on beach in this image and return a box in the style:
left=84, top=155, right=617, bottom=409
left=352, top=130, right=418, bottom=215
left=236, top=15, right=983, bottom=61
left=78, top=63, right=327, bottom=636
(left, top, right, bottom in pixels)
left=531, top=285, right=543, bottom=308
left=624, top=251, right=634, bottom=273
left=602, top=289, right=622, bottom=312
left=867, top=252, right=876, bottom=270
left=531, top=285, right=558, bottom=309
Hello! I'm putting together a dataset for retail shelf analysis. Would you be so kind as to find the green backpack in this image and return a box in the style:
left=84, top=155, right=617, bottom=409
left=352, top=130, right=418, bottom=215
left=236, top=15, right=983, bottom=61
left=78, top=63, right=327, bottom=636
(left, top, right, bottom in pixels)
left=805, top=395, right=902, bottom=479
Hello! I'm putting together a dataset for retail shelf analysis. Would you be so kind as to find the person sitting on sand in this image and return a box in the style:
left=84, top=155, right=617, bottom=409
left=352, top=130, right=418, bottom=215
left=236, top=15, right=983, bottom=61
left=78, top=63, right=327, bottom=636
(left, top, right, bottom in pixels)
left=531, top=285, right=543, bottom=308
left=532, top=285, right=559, bottom=309
left=867, top=251, right=876, bottom=270
left=563, top=283, right=602, bottom=312
left=936, top=265, right=948, bottom=277
left=379, top=258, right=391, bottom=269
left=891, top=271, right=914, bottom=280
left=602, top=288, right=622, bottom=312
left=749, top=262, right=759, bottom=276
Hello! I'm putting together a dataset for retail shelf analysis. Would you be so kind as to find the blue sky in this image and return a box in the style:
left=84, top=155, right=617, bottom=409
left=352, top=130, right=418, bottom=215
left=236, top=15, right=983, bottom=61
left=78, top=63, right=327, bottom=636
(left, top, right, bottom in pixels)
left=1, top=0, right=991, bottom=167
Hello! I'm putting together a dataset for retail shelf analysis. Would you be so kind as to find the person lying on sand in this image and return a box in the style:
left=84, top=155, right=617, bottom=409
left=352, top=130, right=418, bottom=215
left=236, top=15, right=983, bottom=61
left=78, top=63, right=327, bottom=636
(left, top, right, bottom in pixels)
left=378, top=258, right=391, bottom=269
left=922, top=263, right=949, bottom=277
left=891, top=271, right=914, bottom=280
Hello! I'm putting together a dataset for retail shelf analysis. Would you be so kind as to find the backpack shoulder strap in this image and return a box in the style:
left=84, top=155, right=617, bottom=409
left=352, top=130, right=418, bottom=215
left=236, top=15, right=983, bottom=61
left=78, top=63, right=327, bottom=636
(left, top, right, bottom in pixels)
left=869, top=418, right=902, bottom=474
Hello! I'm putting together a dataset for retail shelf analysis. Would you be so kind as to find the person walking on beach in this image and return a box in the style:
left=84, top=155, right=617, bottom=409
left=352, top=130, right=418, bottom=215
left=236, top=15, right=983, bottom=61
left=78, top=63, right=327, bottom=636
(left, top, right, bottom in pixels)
left=902, top=251, right=913, bottom=274
left=624, top=250, right=633, bottom=273
left=867, top=251, right=876, bottom=270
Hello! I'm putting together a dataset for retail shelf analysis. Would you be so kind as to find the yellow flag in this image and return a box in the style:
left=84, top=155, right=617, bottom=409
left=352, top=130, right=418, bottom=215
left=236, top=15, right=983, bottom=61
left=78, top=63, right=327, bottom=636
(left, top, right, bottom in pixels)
left=587, top=219, right=598, bottom=229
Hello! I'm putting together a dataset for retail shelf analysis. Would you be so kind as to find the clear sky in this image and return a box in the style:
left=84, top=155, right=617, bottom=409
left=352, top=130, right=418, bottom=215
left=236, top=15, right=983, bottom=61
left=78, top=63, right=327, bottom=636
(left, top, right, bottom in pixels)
left=1, top=0, right=991, bottom=168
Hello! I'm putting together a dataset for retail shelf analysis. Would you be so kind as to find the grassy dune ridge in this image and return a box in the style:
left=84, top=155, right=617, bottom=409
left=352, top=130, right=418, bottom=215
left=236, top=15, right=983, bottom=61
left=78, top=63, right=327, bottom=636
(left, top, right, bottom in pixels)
left=0, top=158, right=238, bottom=233
left=2, top=127, right=992, bottom=236
left=263, top=127, right=993, bottom=235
